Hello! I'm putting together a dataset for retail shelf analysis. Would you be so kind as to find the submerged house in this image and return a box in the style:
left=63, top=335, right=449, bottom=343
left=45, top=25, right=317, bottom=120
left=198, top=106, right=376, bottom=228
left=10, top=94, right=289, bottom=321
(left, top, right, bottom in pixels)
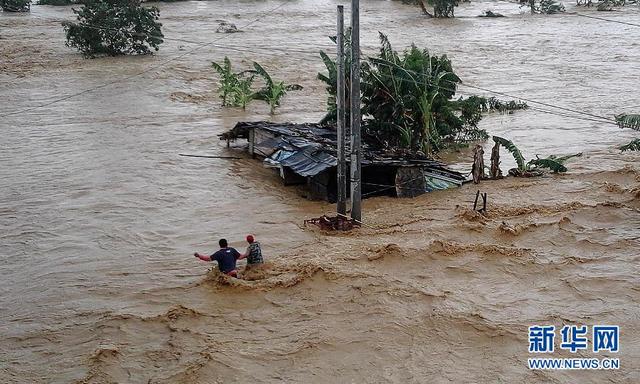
left=221, top=122, right=466, bottom=202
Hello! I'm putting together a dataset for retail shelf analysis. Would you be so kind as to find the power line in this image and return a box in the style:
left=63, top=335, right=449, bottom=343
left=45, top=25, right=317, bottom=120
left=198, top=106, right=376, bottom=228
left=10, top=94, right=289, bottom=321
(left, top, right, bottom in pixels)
left=574, top=12, right=640, bottom=28
left=361, top=58, right=619, bottom=126
left=2, top=9, right=630, bottom=127
left=0, top=0, right=292, bottom=118
left=4, top=12, right=336, bottom=54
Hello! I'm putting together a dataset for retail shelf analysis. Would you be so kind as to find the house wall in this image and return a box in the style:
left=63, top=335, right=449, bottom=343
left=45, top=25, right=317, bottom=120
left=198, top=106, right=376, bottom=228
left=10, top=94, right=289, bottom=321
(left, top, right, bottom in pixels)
left=250, top=128, right=279, bottom=158
left=395, top=166, right=427, bottom=198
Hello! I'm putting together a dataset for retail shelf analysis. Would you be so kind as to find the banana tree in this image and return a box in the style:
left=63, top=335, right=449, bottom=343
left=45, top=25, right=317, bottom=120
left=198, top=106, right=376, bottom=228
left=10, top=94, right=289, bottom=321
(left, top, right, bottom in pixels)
left=493, top=136, right=580, bottom=176
left=232, top=73, right=255, bottom=110
left=252, top=62, right=302, bottom=115
left=317, top=28, right=352, bottom=125
left=211, top=57, right=238, bottom=107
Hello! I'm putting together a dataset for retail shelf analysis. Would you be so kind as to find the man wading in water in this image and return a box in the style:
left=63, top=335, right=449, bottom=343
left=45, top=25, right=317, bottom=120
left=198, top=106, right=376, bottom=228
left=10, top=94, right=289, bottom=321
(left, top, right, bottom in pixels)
left=194, top=239, right=242, bottom=278
left=240, top=234, right=264, bottom=270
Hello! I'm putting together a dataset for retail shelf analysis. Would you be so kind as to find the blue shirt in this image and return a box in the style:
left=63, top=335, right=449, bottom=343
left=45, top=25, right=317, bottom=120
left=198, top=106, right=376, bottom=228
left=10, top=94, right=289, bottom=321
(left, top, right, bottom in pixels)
left=211, top=247, right=240, bottom=273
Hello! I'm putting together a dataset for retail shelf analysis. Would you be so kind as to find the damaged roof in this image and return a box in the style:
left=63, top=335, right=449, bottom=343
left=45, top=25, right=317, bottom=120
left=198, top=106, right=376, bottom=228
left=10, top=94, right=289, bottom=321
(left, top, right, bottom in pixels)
left=220, top=121, right=465, bottom=180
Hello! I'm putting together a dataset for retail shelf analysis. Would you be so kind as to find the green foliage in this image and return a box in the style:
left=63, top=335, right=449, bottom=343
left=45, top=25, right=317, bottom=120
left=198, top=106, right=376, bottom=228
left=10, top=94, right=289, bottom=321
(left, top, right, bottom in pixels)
left=62, top=0, right=164, bottom=58
left=210, top=57, right=255, bottom=110
left=401, top=0, right=459, bottom=18
left=493, top=136, right=526, bottom=171
left=361, top=34, right=463, bottom=154
left=211, top=58, right=300, bottom=112
left=252, top=62, right=302, bottom=114
left=318, top=33, right=527, bottom=154
left=615, top=114, right=640, bottom=131
left=232, top=74, right=256, bottom=110
left=317, top=28, right=352, bottom=125
left=212, top=57, right=239, bottom=107
left=520, top=0, right=566, bottom=13
left=494, top=136, right=579, bottom=174
left=1, top=0, right=31, bottom=12
left=540, top=0, right=566, bottom=13
left=528, top=157, right=568, bottom=173
left=620, top=139, right=640, bottom=152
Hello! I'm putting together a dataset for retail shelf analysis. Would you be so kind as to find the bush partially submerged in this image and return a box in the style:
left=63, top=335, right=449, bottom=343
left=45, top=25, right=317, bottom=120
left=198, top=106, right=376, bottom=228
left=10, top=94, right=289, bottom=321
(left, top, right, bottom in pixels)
left=1, top=0, right=31, bottom=12
left=400, top=0, right=459, bottom=18
left=211, top=57, right=302, bottom=113
left=493, top=136, right=581, bottom=176
left=520, top=0, right=566, bottom=14
left=318, top=33, right=528, bottom=154
left=616, top=113, right=640, bottom=152
left=63, top=0, right=164, bottom=57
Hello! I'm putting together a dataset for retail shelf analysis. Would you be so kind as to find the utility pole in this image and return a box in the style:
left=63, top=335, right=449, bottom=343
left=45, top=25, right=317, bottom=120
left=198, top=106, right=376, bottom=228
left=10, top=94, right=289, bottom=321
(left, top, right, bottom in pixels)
left=336, top=5, right=347, bottom=216
left=350, top=0, right=362, bottom=222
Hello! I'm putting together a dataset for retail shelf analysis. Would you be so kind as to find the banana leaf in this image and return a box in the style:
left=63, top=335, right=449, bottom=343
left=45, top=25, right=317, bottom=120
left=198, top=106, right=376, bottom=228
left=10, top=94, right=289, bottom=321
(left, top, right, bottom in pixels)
left=493, top=136, right=526, bottom=171
left=528, top=157, right=567, bottom=173
left=620, top=138, right=640, bottom=152
left=615, top=114, right=640, bottom=131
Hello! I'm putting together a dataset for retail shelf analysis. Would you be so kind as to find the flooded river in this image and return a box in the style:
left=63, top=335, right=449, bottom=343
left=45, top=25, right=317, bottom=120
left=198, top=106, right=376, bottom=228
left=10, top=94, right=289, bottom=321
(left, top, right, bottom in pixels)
left=1, top=1, right=639, bottom=382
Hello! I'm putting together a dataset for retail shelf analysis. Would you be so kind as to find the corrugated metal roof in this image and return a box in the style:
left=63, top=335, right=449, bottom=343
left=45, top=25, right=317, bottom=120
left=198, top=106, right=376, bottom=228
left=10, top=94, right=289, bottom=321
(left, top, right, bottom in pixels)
left=223, top=121, right=466, bottom=181
left=278, top=148, right=337, bottom=177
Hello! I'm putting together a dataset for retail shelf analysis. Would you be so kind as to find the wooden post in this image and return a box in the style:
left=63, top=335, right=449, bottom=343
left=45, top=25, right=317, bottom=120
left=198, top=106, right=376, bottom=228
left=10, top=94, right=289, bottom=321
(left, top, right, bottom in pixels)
left=350, top=0, right=362, bottom=222
left=248, top=127, right=255, bottom=157
left=472, top=144, right=485, bottom=184
left=336, top=5, right=347, bottom=216
left=490, top=141, right=501, bottom=179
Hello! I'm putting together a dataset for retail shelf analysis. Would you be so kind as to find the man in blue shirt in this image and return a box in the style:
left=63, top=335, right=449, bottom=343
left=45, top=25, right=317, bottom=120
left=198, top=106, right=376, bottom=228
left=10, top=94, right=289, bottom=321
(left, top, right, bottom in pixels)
left=194, top=238, right=243, bottom=278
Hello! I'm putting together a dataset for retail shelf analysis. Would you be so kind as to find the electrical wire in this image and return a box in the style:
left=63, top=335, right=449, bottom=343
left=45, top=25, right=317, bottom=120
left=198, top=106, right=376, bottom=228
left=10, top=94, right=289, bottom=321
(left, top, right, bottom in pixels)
left=0, top=0, right=293, bottom=118
left=574, top=12, right=640, bottom=28
left=360, top=58, right=619, bottom=126
left=2, top=5, right=633, bottom=127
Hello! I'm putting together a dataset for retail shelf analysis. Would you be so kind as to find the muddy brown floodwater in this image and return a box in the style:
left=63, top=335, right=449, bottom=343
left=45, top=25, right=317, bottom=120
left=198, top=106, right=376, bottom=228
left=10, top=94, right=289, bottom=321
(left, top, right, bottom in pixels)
left=1, top=0, right=639, bottom=383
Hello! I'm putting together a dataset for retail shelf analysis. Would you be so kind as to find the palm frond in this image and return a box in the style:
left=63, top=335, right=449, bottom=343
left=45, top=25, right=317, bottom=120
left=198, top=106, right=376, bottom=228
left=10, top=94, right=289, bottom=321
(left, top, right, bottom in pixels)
left=615, top=114, right=640, bottom=131
left=252, top=62, right=273, bottom=87
left=620, top=138, right=640, bottom=152
left=547, top=152, right=582, bottom=164
left=316, top=73, right=331, bottom=85
left=528, top=157, right=568, bottom=173
left=319, top=51, right=336, bottom=75
left=493, top=136, right=526, bottom=171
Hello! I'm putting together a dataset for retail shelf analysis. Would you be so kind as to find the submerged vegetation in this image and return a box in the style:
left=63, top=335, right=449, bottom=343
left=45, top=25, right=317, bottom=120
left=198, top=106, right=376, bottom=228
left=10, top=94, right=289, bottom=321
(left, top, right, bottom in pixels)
left=211, top=57, right=302, bottom=113
left=493, top=136, right=582, bottom=176
left=520, top=0, right=566, bottom=14
left=318, top=33, right=528, bottom=155
left=0, top=0, right=31, bottom=12
left=616, top=114, right=640, bottom=152
left=401, top=0, right=460, bottom=18
left=63, top=0, right=164, bottom=57
left=253, top=62, right=303, bottom=114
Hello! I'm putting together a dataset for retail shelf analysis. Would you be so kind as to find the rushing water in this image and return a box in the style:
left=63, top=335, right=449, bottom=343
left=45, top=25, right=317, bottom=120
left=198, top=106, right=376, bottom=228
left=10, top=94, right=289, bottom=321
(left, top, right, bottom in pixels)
left=1, top=1, right=639, bottom=382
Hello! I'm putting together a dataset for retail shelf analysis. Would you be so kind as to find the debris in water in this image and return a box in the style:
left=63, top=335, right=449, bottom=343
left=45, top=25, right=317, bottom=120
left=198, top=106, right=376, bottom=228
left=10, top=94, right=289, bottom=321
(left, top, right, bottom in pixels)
left=304, top=215, right=358, bottom=231
left=216, top=21, right=241, bottom=34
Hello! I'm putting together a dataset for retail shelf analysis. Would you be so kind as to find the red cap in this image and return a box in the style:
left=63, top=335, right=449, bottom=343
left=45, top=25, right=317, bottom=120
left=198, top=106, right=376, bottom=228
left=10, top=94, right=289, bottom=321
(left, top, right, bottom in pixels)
left=246, top=235, right=255, bottom=243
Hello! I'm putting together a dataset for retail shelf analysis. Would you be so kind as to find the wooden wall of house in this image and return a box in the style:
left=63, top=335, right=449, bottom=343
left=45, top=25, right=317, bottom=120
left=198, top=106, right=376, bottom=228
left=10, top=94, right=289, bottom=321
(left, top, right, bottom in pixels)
left=250, top=128, right=278, bottom=158
left=361, top=166, right=397, bottom=198
left=395, top=166, right=427, bottom=198
left=307, top=169, right=337, bottom=202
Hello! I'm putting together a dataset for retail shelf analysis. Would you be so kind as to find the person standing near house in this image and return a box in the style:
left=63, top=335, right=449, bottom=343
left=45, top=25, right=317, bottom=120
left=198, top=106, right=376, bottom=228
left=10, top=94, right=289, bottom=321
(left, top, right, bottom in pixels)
left=194, top=238, right=242, bottom=278
left=240, top=234, right=264, bottom=268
